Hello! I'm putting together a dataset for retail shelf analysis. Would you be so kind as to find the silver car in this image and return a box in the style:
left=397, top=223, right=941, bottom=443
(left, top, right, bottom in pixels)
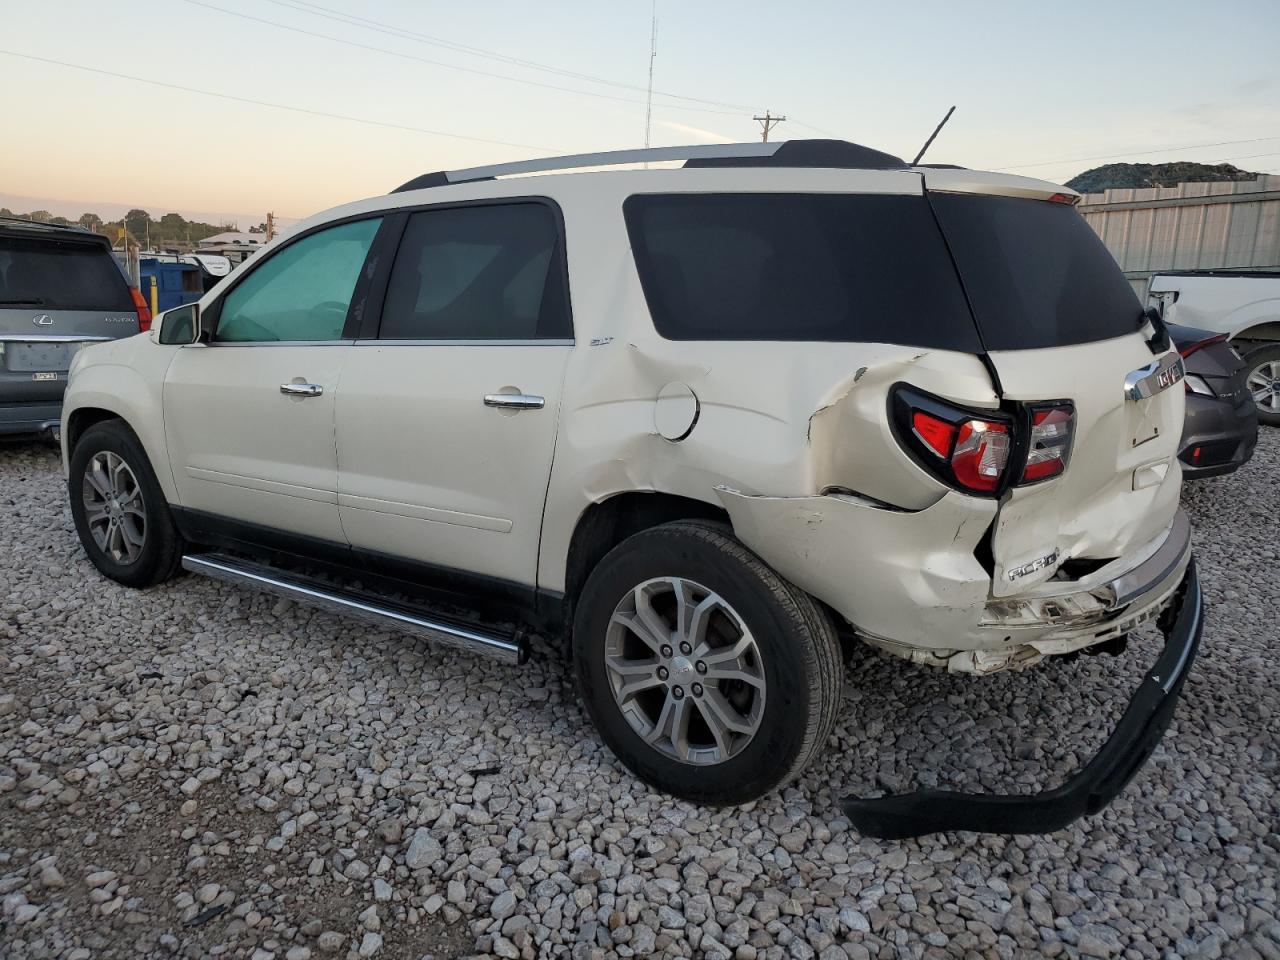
left=0, top=217, right=145, bottom=438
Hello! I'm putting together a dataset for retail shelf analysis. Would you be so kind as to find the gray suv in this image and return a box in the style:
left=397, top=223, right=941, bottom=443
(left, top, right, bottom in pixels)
left=1, top=217, right=146, bottom=438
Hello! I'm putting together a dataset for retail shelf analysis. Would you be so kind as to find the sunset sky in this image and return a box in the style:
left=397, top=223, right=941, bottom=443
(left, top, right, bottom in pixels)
left=2, top=0, right=1277, bottom=229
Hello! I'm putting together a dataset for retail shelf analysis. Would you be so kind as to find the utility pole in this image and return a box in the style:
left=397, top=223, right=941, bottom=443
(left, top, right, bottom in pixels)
left=266, top=211, right=276, bottom=242
left=643, top=0, right=657, bottom=151
left=754, top=110, right=786, bottom=142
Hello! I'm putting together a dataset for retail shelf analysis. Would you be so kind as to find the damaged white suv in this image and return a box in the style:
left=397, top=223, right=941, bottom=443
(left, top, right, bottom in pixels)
left=62, top=140, right=1202, bottom=838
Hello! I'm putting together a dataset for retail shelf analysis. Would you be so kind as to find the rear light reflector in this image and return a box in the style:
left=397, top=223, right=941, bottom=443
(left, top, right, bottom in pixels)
left=129, top=286, right=152, bottom=332
left=1021, top=405, right=1075, bottom=483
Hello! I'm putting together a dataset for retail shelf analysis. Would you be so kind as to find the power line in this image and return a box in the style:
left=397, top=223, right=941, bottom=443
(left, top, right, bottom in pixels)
left=996, top=136, right=1280, bottom=170
left=754, top=111, right=786, bottom=143
left=0, top=49, right=557, bottom=152
left=263, top=0, right=758, bottom=113
left=177, top=0, right=754, bottom=119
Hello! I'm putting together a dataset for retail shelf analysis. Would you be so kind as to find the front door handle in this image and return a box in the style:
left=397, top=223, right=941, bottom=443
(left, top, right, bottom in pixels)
left=483, top=393, right=545, bottom=410
left=280, top=382, right=324, bottom=398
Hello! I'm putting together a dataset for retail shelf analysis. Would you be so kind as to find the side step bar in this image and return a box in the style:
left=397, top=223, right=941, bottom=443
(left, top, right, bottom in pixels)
left=182, top=553, right=526, bottom=665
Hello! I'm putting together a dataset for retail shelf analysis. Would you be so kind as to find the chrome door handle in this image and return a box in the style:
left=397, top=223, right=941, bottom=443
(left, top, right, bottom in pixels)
left=280, top=382, right=323, bottom=398
left=483, top=393, right=545, bottom=410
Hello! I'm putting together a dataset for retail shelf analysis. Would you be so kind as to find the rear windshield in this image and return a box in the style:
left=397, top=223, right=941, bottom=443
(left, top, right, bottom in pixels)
left=0, top=236, right=133, bottom=311
left=929, top=193, right=1142, bottom=350
left=624, top=193, right=981, bottom=351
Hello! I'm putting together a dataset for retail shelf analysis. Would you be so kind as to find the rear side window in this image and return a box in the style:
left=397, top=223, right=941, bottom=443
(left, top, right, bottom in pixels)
left=623, top=193, right=980, bottom=351
left=380, top=202, right=570, bottom=340
left=930, top=193, right=1142, bottom=350
left=0, top=237, right=132, bottom=310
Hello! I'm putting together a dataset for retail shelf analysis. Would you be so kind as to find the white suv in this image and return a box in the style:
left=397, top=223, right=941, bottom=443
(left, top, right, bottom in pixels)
left=62, top=140, right=1203, bottom=838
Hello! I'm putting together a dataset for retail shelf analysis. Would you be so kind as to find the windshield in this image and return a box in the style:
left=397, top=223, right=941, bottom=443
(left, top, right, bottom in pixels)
left=929, top=193, right=1142, bottom=350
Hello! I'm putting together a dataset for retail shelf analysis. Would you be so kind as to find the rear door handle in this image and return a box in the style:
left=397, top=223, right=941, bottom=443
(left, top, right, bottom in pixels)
left=483, top=393, right=544, bottom=410
left=280, top=382, right=324, bottom=398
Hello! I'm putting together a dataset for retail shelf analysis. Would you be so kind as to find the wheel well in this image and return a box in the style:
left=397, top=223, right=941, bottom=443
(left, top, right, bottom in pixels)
left=563, top=492, right=730, bottom=610
left=65, top=408, right=123, bottom=452
left=1233, top=320, right=1280, bottom=347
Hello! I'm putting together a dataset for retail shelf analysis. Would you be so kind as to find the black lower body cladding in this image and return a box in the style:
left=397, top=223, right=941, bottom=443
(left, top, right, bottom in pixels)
left=842, top=559, right=1204, bottom=840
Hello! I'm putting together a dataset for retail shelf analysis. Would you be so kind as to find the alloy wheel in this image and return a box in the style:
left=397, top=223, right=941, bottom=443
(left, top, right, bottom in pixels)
left=604, top=577, right=766, bottom=765
left=1246, top=358, right=1280, bottom=414
left=83, top=451, right=146, bottom=565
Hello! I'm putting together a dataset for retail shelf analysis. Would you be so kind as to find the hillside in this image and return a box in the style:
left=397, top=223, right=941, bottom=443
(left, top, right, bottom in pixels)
left=1066, top=161, right=1262, bottom=194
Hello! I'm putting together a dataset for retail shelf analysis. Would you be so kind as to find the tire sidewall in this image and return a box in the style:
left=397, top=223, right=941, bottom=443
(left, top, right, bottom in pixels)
left=68, top=422, right=176, bottom=588
left=573, top=526, right=822, bottom=805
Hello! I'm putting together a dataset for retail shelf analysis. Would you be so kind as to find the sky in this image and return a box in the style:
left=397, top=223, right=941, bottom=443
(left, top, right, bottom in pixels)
left=2, top=0, right=1278, bottom=228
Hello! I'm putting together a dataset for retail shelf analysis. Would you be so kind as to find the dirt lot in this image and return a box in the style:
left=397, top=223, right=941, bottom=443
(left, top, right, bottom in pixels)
left=1, top=432, right=1277, bottom=959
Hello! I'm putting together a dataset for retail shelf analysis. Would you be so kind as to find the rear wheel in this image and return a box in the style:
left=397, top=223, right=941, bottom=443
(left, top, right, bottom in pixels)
left=1244, top=343, right=1280, bottom=426
left=68, top=420, right=184, bottom=588
left=572, top=520, right=842, bottom=805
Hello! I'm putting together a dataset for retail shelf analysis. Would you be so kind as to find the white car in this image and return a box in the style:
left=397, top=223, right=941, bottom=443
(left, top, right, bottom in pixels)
left=62, top=140, right=1203, bottom=838
left=1147, top=271, right=1280, bottom=425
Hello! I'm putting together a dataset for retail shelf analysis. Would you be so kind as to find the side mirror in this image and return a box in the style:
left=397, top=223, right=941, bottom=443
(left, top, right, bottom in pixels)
left=157, top=303, right=200, bottom=345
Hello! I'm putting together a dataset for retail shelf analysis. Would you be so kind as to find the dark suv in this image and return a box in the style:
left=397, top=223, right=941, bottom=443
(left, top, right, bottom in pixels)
left=0, top=217, right=148, bottom=438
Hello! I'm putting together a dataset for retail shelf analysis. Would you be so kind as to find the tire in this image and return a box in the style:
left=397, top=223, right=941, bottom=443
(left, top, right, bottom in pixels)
left=1243, top=343, right=1280, bottom=427
left=68, top=419, right=184, bottom=588
left=572, top=519, right=842, bottom=805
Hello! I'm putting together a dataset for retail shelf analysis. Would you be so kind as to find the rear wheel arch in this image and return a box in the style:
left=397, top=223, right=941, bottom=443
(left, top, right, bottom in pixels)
left=1231, top=318, right=1280, bottom=347
left=562, top=492, right=731, bottom=613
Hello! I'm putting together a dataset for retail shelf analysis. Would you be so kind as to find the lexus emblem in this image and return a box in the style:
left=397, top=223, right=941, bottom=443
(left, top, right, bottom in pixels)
left=32, top=314, right=53, bottom=326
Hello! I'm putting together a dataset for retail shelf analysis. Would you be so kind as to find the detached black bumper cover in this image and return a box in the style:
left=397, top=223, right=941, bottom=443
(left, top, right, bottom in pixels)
left=843, top=558, right=1203, bottom=840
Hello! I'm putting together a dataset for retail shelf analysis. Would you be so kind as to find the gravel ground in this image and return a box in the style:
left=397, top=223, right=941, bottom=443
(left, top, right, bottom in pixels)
left=1, top=432, right=1277, bottom=960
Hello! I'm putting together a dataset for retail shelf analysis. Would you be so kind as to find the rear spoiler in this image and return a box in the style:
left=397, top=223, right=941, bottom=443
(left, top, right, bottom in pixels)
left=920, top=169, right=1081, bottom=204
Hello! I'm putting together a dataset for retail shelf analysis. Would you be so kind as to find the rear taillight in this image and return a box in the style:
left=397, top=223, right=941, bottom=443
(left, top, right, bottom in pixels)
left=894, top=387, right=1074, bottom=496
left=1177, top=332, right=1226, bottom=359
left=1021, top=404, right=1075, bottom=483
left=129, top=287, right=152, bottom=332
left=897, top=392, right=1013, bottom=496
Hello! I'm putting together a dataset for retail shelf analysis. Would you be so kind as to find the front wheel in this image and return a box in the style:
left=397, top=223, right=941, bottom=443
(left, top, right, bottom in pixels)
left=68, top=420, right=185, bottom=588
left=1244, top=343, right=1280, bottom=427
left=572, top=520, right=843, bottom=805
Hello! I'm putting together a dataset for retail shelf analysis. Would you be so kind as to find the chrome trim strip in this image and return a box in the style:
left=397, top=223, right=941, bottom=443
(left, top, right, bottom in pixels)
left=1110, top=510, right=1192, bottom=608
left=201, top=340, right=355, bottom=348
left=182, top=554, right=522, bottom=664
left=0, top=335, right=114, bottom=343
left=353, top=339, right=574, bottom=347
left=1124, top=352, right=1185, bottom=401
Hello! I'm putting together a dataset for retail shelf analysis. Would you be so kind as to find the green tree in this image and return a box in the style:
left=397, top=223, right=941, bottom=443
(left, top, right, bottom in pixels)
left=78, top=212, right=103, bottom=230
left=124, top=208, right=152, bottom=241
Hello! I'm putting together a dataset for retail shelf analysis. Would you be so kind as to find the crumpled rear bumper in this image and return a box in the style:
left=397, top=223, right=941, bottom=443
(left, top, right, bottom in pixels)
left=842, top=558, right=1203, bottom=839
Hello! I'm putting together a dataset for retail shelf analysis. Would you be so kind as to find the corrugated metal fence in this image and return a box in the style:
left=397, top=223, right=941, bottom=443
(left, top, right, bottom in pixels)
left=1077, top=174, right=1280, bottom=294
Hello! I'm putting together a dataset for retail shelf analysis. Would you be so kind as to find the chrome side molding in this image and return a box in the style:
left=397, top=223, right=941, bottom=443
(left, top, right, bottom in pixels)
left=1124, top=353, right=1185, bottom=402
left=182, top=553, right=525, bottom=664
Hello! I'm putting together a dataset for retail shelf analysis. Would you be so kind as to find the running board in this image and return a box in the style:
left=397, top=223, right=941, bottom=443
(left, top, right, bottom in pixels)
left=181, top=553, right=526, bottom=665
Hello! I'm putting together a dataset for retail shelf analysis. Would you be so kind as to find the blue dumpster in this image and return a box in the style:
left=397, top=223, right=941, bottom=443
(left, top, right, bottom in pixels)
left=139, top=258, right=203, bottom=313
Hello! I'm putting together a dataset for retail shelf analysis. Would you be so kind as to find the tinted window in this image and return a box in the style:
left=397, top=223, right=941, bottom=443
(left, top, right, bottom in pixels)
left=380, top=203, right=569, bottom=340
left=0, top=237, right=132, bottom=310
left=624, top=193, right=980, bottom=350
left=216, top=218, right=381, bottom=342
left=930, top=193, right=1142, bottom=350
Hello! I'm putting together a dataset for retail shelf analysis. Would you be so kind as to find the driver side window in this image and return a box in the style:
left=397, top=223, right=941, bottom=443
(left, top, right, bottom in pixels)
left=215, top=218, right=382, bottom=342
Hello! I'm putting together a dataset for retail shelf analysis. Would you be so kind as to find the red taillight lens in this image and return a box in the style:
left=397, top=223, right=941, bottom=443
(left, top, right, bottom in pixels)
left=911, top=411, right=957, bottom=458
left=951, top=420, right=1011, bottom=492
left=1046, top=192, right=1079, bottom=205
left=1021, top=405, right=1075, bottom=483
left=129, top=287, right=152, bottom=332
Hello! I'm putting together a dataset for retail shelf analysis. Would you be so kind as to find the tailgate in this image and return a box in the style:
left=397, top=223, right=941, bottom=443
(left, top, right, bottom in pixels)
left=925, top=177, right=1186, bottom=595
left=985, top=336, right=1184, bottom=595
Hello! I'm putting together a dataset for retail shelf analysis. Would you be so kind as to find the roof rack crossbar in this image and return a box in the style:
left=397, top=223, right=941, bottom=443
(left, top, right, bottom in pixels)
left=394, top=141, right=783, bottom=193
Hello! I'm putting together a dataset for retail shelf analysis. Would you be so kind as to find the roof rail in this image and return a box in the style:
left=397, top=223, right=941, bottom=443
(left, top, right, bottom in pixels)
left=391, top=139, right=907, bottom=194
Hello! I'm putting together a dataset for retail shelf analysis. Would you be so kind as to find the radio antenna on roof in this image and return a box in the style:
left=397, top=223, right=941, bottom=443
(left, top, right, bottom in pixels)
left=911, top=105, right=956, bottom=165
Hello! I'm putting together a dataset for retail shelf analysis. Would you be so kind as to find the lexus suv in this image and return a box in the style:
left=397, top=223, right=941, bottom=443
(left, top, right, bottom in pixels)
left=61, top=140, right=1203, bottom=838
left=1, top=216, right=149, bottom=437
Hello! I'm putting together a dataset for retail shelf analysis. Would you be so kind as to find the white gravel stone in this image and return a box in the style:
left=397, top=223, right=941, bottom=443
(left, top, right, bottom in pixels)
left=0, top=434, right=1276, bottom=958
